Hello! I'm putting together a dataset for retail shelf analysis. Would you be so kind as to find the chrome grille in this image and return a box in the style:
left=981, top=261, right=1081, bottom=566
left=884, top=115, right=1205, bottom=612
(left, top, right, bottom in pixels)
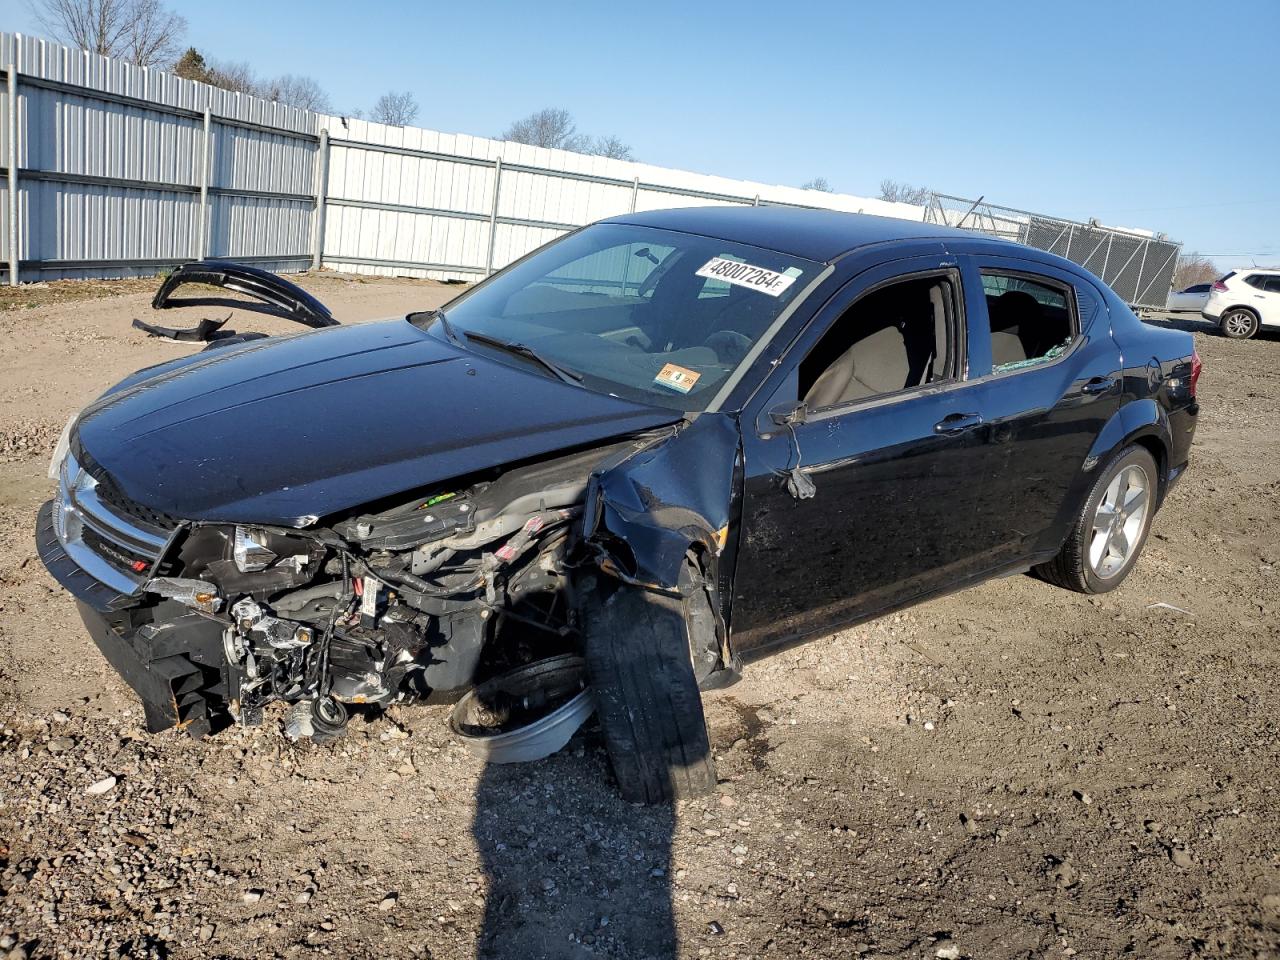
left=53, top=453, right=172, bottom=596
left=89, top=465, right=180, bottom=531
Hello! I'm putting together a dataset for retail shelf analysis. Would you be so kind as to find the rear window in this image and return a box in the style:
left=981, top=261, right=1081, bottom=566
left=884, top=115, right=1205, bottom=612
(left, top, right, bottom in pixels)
left=980, top=272, right=1076, bottom=373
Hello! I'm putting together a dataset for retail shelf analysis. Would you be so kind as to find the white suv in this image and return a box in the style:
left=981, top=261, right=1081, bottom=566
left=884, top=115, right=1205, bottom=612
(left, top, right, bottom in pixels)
left=1202, top=269, right=1280, bottom=339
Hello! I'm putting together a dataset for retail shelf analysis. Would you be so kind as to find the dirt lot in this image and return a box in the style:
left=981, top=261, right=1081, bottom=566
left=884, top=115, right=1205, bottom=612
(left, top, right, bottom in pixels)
left=0, top=275, right=1277, bottom=960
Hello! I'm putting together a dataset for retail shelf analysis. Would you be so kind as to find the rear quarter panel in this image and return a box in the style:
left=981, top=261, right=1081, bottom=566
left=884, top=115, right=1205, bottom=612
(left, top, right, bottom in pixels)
left=1106, top=288, right=1198, bottom=492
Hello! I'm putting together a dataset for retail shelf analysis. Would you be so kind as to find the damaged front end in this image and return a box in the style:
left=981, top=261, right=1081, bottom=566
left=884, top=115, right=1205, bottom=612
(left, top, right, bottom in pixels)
left=37, top=255, right=748, bottom=746
left=36, top=438, right=676, bottom=739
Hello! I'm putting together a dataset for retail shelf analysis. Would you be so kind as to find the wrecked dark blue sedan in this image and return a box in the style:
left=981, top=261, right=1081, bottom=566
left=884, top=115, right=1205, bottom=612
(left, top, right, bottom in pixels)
left=36, top=207, right=1199, bottom=802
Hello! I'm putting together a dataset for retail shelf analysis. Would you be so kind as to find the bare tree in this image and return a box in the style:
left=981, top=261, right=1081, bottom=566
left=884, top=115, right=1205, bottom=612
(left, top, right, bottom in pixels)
left=1172, top=252, right=1219, bottom=290
left=586, top=135, right=634, bottom=161
left=262, top=74, right=332, bottom=113
left=370, top=91, right=420, bottom=126
left=204, top=59, right=259, bottom=96
left=500, top=108, right=588, bottom=152
left=28, top=0, right=186, bottom=67
left=878, top=178, right=933, bottom=205
left=801, top=177, right=833, bottom=192
left=172, top=48, right=330, bottom=112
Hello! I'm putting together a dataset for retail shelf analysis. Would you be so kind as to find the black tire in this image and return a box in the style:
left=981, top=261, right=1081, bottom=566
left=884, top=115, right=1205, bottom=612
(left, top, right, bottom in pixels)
left=1035, top=445, right=1158, bottom=594
left=1220, top=308, right=1260, bottom=340
left=581, top=577, right=717, bottom=804
left=309, top=696, right=349, bottom=743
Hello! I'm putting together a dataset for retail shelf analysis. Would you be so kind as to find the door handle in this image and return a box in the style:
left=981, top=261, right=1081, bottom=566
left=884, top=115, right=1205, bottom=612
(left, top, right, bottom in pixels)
left=933, top=412, right=983, bottom=435
left=1081, top=376, right=1117, bottom=395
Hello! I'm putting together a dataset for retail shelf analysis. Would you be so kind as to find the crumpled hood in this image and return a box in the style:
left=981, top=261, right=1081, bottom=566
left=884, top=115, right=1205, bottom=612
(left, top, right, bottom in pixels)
left=73, top=319, right=682, bottom=525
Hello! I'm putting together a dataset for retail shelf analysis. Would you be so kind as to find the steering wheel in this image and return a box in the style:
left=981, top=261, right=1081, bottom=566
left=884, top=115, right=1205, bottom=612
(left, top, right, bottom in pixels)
left=703, top=330, right=752, bottom=365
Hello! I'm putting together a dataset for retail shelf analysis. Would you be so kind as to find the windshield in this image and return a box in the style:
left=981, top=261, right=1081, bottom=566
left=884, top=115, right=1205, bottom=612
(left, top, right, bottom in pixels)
left=431, top=223, right=823, bottom=412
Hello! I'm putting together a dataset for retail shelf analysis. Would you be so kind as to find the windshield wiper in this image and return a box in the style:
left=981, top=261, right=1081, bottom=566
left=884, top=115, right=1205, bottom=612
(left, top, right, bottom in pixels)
left=463, top=331, right=584, bottom=385
left=410, top=307, right=464, bottom=346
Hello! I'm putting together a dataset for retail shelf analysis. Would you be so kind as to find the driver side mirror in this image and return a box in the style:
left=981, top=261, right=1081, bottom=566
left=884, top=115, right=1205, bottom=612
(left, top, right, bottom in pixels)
left=768, top=400, right=809, bottom=428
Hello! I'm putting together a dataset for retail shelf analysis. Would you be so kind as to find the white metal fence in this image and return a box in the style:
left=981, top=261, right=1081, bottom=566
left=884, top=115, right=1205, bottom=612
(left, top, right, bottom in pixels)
left=1, top=31, right=924, bottom=286
left=1, top=32, right=321, bottom=279
left=3, top=31, right=1177, bottom=303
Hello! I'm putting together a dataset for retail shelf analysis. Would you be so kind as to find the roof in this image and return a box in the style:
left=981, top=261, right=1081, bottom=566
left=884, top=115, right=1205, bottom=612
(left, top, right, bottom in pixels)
left=606, top=205, right=978, bottom=263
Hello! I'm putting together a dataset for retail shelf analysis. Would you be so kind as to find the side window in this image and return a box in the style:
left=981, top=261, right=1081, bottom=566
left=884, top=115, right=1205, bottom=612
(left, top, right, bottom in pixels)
left=1243, top=274, right=1265, bottom=290
left=980, top=271, right=1076, bottom=373
left=1263, top=277, right=1280, bottom=294
left=799, top=273, right=958, bottom=410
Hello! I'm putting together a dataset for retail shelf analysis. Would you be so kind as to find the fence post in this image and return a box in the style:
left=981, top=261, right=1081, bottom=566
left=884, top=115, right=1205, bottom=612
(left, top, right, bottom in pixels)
left=485, top=157, right=503, bottom=277
left=310, top=128, right=329, bottom=271
left=630, top=176, right=639, bottom=213
left=7, top=65, right=18, bottom=286
left=1100, top=234, right=1114, bottom=282
left=196, top=107, right=211, bottom=260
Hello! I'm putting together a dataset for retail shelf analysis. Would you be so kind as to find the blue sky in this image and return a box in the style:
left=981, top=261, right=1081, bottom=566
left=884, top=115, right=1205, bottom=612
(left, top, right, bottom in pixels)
left=3, top=0, right=1276, bottom=269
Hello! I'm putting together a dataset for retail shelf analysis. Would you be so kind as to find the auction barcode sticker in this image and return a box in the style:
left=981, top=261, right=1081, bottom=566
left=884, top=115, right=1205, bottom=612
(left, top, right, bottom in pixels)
left=695, top=257, right=797, bottom=297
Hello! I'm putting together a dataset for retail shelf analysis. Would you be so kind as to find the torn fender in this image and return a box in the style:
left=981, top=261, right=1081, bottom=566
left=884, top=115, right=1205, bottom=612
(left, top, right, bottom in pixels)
left=584, top=414, right=742, bottom=591
left=152, top=261, right=338, bottom=329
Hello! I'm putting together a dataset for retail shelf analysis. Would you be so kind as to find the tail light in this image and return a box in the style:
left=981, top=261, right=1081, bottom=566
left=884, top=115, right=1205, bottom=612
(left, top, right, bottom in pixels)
left=1190, top=347, right=1202, bottom=398
left=1211, top=280, right=1228, bottom=292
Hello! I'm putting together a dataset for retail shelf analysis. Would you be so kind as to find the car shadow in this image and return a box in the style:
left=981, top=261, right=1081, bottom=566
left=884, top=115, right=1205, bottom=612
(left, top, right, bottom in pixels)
left=471, top=730, right=678, bottom=959
left=1141, top=311, right=1280, bottom=342
left=1139, top=312, right=1211, bottom=334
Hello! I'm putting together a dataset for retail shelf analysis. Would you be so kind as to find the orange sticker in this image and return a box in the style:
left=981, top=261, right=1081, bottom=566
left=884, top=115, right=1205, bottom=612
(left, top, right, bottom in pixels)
left=654, top=363, right=701, bottom=394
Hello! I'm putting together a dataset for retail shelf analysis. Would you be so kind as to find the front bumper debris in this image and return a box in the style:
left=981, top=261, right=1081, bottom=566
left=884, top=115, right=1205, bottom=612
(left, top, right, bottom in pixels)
left=72, top=599, right=228, bottom=735
left=37, top=501, right=229, bottom=734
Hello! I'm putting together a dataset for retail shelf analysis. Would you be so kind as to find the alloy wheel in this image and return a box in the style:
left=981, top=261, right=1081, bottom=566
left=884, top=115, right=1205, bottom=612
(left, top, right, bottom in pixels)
left=1223, top=311, right=1257, bottom=338
left=1088, top=465, right=1150, bottom=579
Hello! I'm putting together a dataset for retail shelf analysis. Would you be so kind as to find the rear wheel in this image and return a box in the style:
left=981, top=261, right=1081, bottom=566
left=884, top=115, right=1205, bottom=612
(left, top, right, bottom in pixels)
left=581, top=574, right=717, bottom=804
left=1220, top=308, right=1259, bottom=339
left=1035, top=446, right=1158, bottom=594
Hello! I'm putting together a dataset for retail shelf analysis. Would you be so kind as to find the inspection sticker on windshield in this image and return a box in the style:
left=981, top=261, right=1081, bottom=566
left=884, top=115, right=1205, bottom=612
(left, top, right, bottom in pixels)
left=696, top=257, right=797, bottom=297
left=654, top=363, right=701, bottom=394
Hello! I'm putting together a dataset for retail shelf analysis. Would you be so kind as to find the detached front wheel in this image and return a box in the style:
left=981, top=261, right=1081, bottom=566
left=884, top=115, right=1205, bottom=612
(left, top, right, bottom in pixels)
left=581, top=576, right=717, bottom=803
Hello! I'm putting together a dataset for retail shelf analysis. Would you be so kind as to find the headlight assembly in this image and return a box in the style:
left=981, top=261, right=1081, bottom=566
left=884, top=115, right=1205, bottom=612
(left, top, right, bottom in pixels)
left=48, top=413, right=77, bottom=481
left=233, top=526, right=277, bottom=572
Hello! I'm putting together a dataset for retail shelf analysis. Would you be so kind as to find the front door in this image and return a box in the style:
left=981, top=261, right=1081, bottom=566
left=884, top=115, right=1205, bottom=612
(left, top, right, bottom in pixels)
left=730, top=257, right=1013, bottom=657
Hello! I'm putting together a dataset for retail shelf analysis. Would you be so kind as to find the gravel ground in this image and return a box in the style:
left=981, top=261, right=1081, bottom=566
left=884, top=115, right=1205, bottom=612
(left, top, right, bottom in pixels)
left=0, top=278, right=1277, bottom=960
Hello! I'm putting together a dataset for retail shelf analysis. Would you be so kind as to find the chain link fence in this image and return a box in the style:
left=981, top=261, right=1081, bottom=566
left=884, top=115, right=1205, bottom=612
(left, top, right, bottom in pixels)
left=924, top=194, right=1180, bottom=309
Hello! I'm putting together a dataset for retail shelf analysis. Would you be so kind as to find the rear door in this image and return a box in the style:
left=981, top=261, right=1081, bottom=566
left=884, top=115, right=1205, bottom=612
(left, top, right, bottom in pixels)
left=1258, top=276, right=1280, bottom=325
left=958, top=253, right=1122, bottom=560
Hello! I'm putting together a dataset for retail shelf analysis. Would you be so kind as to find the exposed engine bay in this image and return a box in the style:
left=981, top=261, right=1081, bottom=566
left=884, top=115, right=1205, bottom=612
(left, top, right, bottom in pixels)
left=134, top=442, right=636, bottom=740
